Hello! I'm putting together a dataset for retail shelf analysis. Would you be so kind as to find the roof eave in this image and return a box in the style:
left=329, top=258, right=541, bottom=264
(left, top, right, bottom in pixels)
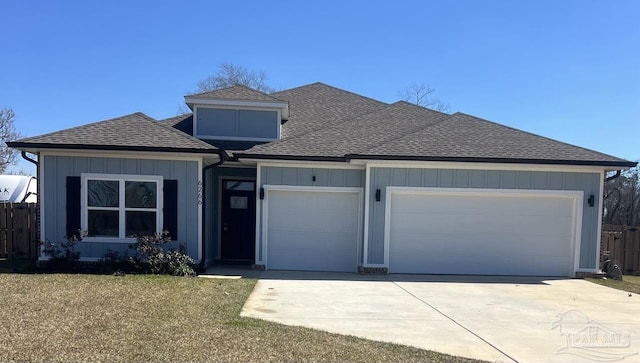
left=184, top=97, right=289, bottom=109
left=7, top=142, right=226, bottom=156
left=345, top=154, right=638, bottom=168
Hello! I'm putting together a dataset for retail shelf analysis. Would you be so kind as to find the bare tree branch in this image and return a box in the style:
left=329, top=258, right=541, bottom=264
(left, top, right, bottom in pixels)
left=604, top=166, right=640, bottom=226
left=195, top=62, right=275, bottom=94
left=0, top=107, right=22, bottom=173
left=399, top=83, right=450, bottom=112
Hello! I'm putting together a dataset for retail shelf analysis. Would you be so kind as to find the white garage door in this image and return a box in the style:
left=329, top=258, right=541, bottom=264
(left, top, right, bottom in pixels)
left=266, top=188, right=361, bottom=272
left=387, top=189, right=579, bottom=277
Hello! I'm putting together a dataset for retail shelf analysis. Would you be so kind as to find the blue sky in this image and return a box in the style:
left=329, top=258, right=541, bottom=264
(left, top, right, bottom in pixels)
left=1, top=0, right=638, bottom=175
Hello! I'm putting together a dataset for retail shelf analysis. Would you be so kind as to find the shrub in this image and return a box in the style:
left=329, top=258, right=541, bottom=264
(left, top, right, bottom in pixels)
left=99, top=249, right=135, bottom=274
left=128, top=232, right=195, bottom=276
left=165, top=246, right=196, bottom=276
left=41, top=233, right=83, bottom=272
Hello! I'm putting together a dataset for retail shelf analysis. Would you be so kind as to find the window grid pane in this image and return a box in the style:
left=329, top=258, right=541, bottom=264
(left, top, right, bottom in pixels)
left=125, top=181, right=157, bottom=208
left=125, top=211, right=156, bottom=237
left=88, top=180, right=119, bottom=207
left=88, top=210, right=119, bottom=237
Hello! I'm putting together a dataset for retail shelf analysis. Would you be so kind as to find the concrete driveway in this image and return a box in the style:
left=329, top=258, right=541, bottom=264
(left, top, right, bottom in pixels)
left=241, top=271, right=640, bottom=363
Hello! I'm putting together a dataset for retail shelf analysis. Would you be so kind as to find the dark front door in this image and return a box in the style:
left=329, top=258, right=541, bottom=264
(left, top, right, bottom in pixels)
left=220, top=179, right=256, bottom=263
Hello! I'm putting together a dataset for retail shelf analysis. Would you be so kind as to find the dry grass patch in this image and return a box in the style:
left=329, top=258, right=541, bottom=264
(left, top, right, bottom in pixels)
left=586, top=274, right=640, bottom=295
left=0, top=274, right=484, bottom=363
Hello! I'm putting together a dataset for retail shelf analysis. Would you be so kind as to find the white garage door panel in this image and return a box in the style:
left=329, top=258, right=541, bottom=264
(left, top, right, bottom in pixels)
left=267, top=190, right=360, bottom=272
left=392, top=212, right=573, bottom=238
left=389, top=190, right=576, bottom=277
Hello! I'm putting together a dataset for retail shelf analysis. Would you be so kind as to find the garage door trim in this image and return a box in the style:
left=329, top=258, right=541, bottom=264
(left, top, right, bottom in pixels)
left=262, top=185, right=364, bottom=271
left=383, top=187, right=584, bottom=276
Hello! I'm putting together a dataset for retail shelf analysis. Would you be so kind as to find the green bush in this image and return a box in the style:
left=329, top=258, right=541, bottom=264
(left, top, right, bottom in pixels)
left=165, top=246, right=196, bottom=276
left=128, top=232, right=195, bottom=276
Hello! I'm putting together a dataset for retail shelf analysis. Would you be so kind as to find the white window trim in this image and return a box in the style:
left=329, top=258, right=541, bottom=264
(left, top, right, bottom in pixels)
left=81, top=173, right=164, bottom=243
left=193, top=105, right=282, bottom=141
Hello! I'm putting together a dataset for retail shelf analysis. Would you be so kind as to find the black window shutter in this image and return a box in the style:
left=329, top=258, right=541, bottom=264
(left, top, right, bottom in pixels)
left=163, top=180, right=178, bottom=241
left=66, top=176, right=81, bottom=239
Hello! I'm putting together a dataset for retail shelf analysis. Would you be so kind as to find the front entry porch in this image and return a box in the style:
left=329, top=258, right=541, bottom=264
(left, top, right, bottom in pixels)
left=204, top=166, right=257, bottom=266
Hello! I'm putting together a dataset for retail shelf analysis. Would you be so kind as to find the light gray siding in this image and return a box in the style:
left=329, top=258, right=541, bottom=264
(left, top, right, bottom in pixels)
left=368, top=168, right=601, bottom=269
left=257, top=166, right=365, bottom=262
left=204, top=166, right=256, bottom=262
left=42, top=155, right=201, bottom=260
left=261, top=166, right=364, bottom=188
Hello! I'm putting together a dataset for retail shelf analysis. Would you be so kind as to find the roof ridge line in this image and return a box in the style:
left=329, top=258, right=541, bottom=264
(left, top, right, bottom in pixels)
left=274, top=82, right=388, bottom=106
left=395, top=100, right=452, bottom=117
left=157, top=113, right=193, bottom=125
left=268, top=101, right=399, bottom=146
left=354, top=106, right=453, bottom=154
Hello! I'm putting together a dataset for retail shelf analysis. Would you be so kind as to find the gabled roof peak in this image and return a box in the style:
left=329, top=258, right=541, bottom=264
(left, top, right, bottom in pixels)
left=185, top=84, right=284, bottom=102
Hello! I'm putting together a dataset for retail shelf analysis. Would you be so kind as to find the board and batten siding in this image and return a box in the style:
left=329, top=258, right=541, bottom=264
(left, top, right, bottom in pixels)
left=368, top=168, right=601, bottom=269
left=257, top=166, right=365, bottom=263
left=260, top=166, right=365, bottom=187
left=42, top=155, right=201, bottom=259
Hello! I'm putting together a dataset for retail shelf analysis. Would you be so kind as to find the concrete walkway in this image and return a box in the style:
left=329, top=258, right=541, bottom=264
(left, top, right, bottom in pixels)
left=241, top=271, right=640, bottom=363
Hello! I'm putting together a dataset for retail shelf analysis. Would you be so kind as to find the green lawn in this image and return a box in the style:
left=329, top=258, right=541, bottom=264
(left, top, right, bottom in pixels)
left=0, top=273, right=484, bottom=363
left=586, top=274, right=640, bottom=295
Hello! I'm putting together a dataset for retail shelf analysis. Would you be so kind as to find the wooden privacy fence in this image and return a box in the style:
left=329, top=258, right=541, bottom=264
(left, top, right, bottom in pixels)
left=0, top=203, right=38, bottom=260
left=601, top=224, right=640, bottom=274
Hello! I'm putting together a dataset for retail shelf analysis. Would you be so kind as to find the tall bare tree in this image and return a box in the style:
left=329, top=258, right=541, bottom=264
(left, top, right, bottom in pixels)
left=399, top=83, right=450, bottom=112
left=195, top=62, right=275, bottom=94
left=0, top=107, right=22, bottom=173
left=604, top=167, right=640, bottom=226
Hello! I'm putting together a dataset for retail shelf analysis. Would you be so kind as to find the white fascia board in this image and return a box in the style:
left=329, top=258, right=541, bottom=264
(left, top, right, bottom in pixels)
left=39, top=149, right=216, bottom=163
left=239, top=159, right=364, bottom=170
left=185, top=98, right=288, bottom=110
left=353, top=159, right=609, bottom=174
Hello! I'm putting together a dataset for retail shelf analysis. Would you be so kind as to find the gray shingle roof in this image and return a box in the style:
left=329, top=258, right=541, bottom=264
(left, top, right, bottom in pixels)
left=158, top=113, right=193, bottom=135
left=9, top=112, right=221, bottom=154
left=185, top=84, right=283, bottom=102
left=11, top=82, right=634, bottom=168
left=273, top=82, right=388, bottom=138
left=244, top=101, right=449, bottom=158
left=351, top=112, right=633, bottom=165
left=239, top=101, right=635, bottom=167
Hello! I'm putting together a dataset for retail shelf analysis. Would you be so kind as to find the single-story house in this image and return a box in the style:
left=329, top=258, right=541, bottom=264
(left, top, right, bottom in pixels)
left=8, top=82, right=637, bottom=277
